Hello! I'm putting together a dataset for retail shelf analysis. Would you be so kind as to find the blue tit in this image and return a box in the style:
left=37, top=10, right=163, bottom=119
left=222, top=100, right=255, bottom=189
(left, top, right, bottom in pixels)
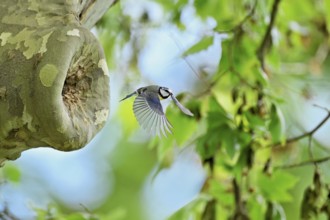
left=120, top=85, right=194, bottom=137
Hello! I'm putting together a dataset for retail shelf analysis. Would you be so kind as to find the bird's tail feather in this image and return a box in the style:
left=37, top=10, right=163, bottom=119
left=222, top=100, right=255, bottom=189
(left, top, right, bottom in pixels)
left=170, top=95, right=194, bottom=116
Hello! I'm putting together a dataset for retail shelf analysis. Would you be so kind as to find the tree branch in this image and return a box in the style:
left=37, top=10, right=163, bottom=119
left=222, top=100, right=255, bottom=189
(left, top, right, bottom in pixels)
left=230, top=0, right=258, bottom=33
left=0, top=203, right=19, bottom=220
left=232, top=178, right=249, bottom=220
left=271, top=105, right=330, bottom=148
left=194, top=1, right=259, bottom=98
left=216, top=0, right=258, bottom=34
left=275, top=156, right=330, bottom=169
left=256, top=0, right=282, bottom=71
left=0, top=0, right=113, bottom=164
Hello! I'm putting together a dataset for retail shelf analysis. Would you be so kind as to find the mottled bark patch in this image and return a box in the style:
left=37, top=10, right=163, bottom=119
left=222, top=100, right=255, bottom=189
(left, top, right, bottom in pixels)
left=39, top=64, right=58, bottom=87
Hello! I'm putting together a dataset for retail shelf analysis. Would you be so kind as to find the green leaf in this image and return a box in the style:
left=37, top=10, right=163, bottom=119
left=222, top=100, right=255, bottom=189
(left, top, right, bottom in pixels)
left=208, top=95, right=226, bottom=113
left=247, top=195, right=267, bottom=220
left=268, top=104, right=284, bottom=143
left=195, top=95, right=237, bottom=159
left=169, top=195, right=209, bottom=220
left=101, top=207, right=127, bottom=220
left=182, top=36, right=214, bottom=57
left=193, top=0, right=210, bottom=19
left=238, top=131, right=252, bottom=148
left=154, top=0, right=188, bottom=11
left=207, top=112, right=229, bottom=130
left=221, top=129, right=237, bottom=159
left=3, top=163, right=21, bottom=183
left=209, top=179, right=234, bottom=206
left=65, top=213, right=86, bottom=220
left=34, top=205, right=59, bottom=220
left=117, top=98, right=139, bottom=136
left=324, top=0, right=330, bottom=34
left=167, top=106, right=197, bottom=146
left=194, top=0, right=243, bottom=25
left=196, top=134, right=221, bottom=159
left=257, top=170, right=298, bottom=202
left=154, top=0, right=188, bottom=29
left=207, top=96, right=231, bottom=130
left=244, top=111, right=266, bottom=129
left=151, top=148, right=174, bottom=181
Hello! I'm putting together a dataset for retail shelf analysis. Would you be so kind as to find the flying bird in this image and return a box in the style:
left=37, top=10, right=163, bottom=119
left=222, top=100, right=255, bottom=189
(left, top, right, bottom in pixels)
left=120, top=85, right=193, bottom=137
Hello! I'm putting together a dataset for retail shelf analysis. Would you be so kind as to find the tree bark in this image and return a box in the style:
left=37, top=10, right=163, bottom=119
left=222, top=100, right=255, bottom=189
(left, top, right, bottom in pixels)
left=0, top=0, right=115, bottom=164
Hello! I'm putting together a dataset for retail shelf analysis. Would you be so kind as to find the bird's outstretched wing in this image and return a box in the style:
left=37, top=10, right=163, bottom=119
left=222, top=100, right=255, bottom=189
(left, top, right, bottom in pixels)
left=133, top=93, right=172, bottom=137
left=170, top=95, right=194, bottom=116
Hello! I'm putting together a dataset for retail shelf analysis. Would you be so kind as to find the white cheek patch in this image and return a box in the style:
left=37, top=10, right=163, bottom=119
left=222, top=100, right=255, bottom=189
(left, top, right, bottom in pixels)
left=159, top=89, right=171, bottom=98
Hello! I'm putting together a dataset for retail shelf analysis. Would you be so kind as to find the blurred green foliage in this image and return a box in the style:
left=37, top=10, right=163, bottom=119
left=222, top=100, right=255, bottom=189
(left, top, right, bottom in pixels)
left=2, top=0, right=330, bottom=219
left=2, top=163, right=21, bottom=183
left=97, top=0, right=330, bottom=219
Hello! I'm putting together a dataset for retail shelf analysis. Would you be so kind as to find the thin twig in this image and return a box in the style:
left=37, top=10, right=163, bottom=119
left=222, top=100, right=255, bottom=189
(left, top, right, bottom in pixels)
left=0, top=203, right=19, bottom=220
left=234, top=0, right=258, bottom=32
left=230, top=67, right=258, bottom=89
left=275, top=156, right=330, bottom=169
left=256, top=0, right=282, bottom=71
left=193, top=1, right=259, bottom=98
left=193, top=69, right=230, bottom=98
left=311, top=138, right=330, bottom=153
left=270, top=105, right=330, bottom=148
left=308, top=135, right=314, bottom=162
left=194, top=1, right=260, bottom=100
left=232, top=178, right=249, bottom=220
left=169, top=32, right=202, bottom=80
left=218, top=0, right=258, bottom=33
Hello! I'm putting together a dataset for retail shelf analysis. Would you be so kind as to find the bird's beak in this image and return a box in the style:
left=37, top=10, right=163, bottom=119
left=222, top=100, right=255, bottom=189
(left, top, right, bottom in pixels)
left=170, top=94, right=194, bottom=116
left=120, top=92, right=136, bottom=102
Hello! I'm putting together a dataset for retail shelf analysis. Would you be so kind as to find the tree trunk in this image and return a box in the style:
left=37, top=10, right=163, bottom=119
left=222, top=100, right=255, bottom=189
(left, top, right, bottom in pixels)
left=0, top=0, right=114, bottom=165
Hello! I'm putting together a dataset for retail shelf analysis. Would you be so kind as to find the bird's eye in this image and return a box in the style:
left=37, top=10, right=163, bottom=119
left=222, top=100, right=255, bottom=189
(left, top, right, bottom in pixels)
left=159, top=87, right=171, bottom=99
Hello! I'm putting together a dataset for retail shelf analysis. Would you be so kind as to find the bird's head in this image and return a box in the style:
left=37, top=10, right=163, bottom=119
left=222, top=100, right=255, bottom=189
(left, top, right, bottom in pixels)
left=158, top=87, right=172, bottom=99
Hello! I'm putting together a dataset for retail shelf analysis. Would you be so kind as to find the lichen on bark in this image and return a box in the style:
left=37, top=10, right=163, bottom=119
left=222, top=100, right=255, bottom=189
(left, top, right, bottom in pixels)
left=0, top=0, right=115, bottom=165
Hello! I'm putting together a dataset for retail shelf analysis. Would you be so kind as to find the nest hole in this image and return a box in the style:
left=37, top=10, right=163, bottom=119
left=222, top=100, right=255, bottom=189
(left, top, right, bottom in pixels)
left=62, top=57, right=93, bottom=111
